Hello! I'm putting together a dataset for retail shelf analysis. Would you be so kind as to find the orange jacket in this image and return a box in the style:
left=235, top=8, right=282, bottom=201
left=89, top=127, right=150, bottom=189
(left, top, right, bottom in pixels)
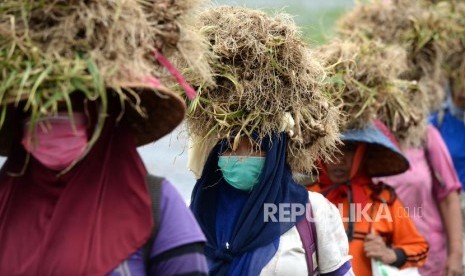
left=308, top=183, right=429, bottom=276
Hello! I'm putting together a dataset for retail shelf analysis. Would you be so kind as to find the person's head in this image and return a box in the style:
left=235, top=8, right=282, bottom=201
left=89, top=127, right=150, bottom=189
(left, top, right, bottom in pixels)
left=218, top=137, right=266, bottom=191
left=18, top=93, right=113, bottom=171
left=21, top=98, right=90, bottom=171
left=324, top=142, right=359, bottom=184
left=451, top=79, right=465, bottom=108
left=321, top=125, right=409, bottom=183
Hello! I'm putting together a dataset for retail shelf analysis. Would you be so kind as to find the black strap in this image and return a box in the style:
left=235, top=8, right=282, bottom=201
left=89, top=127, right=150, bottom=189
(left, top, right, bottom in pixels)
left=346, top=182, right=355, bottom=242
left=143, top=174, right=164, bottom=273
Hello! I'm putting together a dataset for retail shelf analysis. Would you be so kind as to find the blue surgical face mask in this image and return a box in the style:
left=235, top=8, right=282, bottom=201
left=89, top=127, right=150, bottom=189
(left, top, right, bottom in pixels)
left=218, top=156, right=266, bottom=191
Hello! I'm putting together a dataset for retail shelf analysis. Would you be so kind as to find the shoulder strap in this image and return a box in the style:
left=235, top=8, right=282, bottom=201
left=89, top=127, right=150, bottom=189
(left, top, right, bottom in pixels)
left=296, top=203, right=318, bottom=276
left=143, top=174, right=164, bottom=272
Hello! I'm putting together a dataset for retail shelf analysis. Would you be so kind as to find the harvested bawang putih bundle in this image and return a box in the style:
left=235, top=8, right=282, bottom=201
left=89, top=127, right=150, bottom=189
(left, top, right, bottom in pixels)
left=315, top=38, right=423, bottom=144
left=336, top=0, right=447, bottom=113
left=382, top=81, right=430, bottom=148
left=389, top=0, right=465, bottom=109
left=434, top=1, right=465, bottom=97
left=187, top=6, right=341, bottom=174
left=0, top=0, right=212, bottom=159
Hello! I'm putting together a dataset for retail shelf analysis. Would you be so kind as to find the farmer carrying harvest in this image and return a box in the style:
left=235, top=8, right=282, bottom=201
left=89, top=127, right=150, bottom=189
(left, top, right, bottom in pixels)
left=308, top=38, right=429, bottom=276
left=0, top=0, right=212, bottom=275
left=337, top=1, right=463, bottom=275
left=187, top=6, right=354, bottom=276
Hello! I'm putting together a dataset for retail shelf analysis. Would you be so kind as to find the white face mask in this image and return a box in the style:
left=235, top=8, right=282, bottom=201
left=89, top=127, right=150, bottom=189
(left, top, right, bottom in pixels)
left=21, top=113, right=88, bottom=170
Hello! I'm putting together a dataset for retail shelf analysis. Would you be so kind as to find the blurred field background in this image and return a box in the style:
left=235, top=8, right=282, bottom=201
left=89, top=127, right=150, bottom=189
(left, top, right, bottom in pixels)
left=217, top=0, right=353, bottom=44
left=0, top=0, right=354, bottom=201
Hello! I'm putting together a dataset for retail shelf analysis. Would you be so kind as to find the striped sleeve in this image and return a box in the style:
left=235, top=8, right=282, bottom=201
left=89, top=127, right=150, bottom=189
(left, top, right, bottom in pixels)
left=148, top=181, right=208, bottom=276
left=390, top=198, right=429, bottom=268
left=149, top=242, right=208, bottom=276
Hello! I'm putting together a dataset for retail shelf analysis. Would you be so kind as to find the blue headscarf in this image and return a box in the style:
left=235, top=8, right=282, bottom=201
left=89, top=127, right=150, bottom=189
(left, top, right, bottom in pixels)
left=190, top=133, right=309, bottom=275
